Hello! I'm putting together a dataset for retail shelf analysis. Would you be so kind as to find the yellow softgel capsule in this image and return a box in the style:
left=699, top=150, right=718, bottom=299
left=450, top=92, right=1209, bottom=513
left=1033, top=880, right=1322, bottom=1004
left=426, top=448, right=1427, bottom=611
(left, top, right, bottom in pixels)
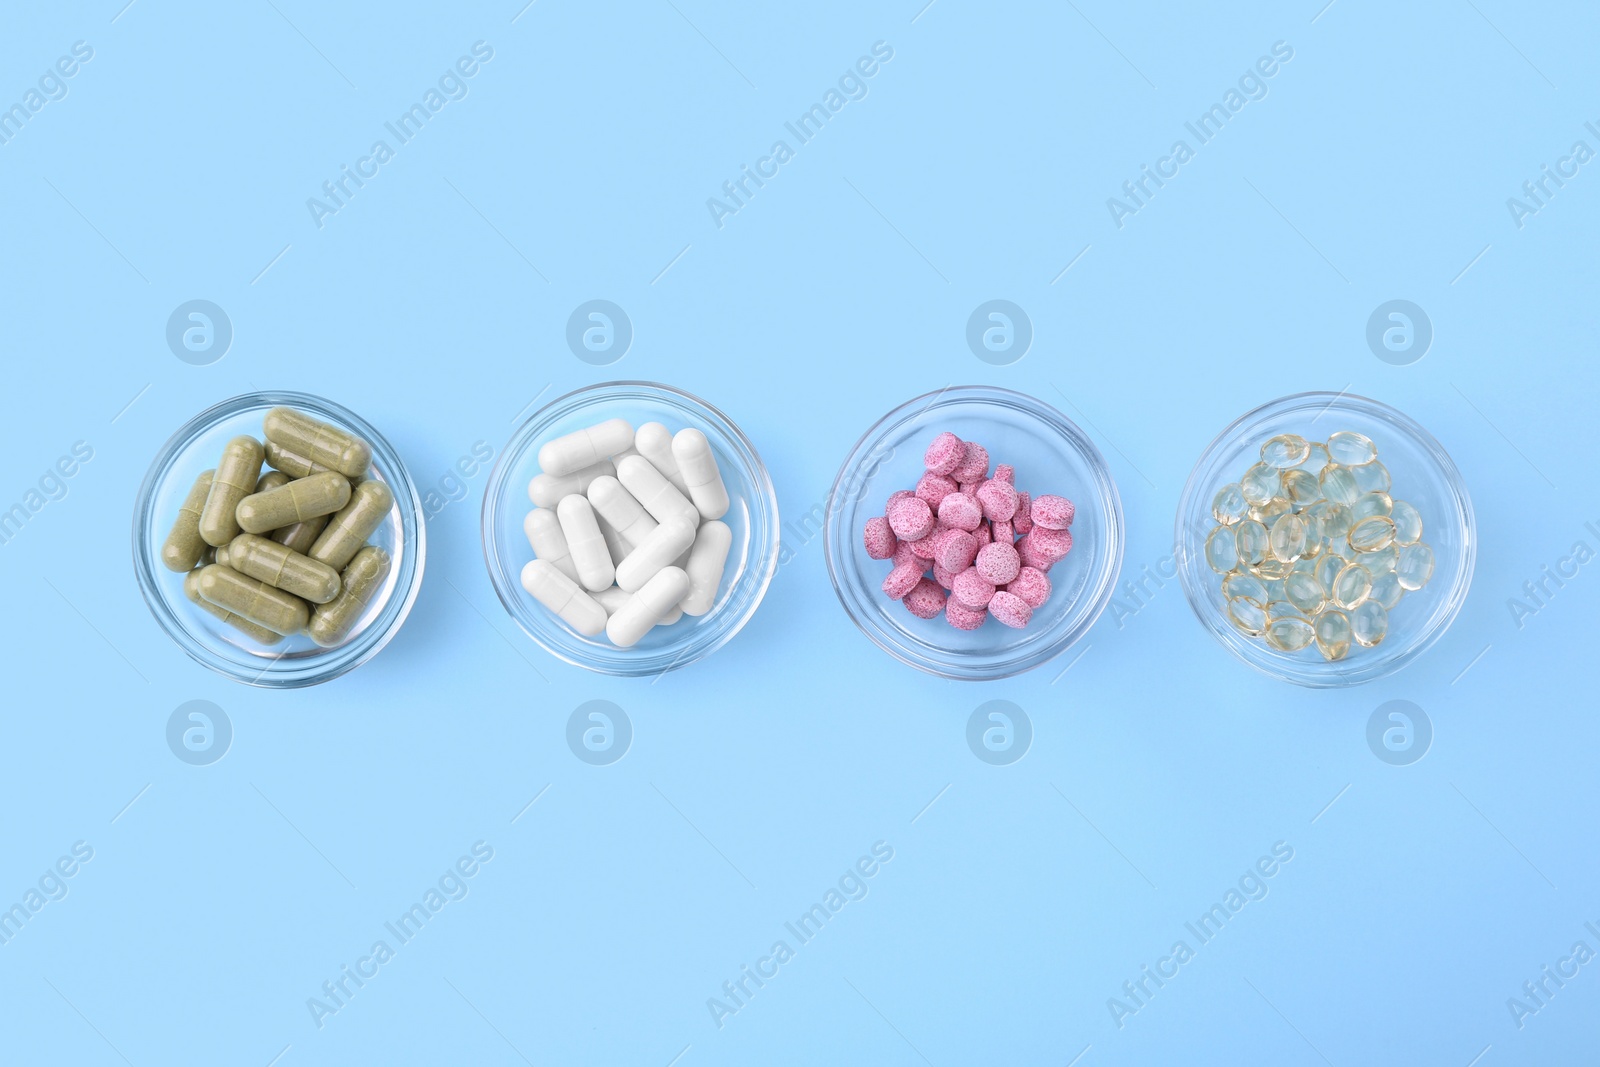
left=1249, top=496, right=1291, bottom=525
left=1227, top=597, right=1267, bottom=636
left=1266, top=616, right=1315, bottom=652
left=1331, top=562, right=1373, bottom=609
left=1249, top=556, right=1295, bottom=581
left=1314, top=609, right=1352, bottom=660
left=1314, top=553, right=1344, bottom=592
left=1370, top=570, right=1403, bottom=609
left=1281, top=468, right=1320, bottom=506
left=1356, top=544, right=1398, bottom=575
left=1307, top=500, right=1352, bottom=542
left=1235, top=520, right=1269, bottom=566
left=1205, top=526, right=1240, bottom=573
left=1297, top=442, right=1330, bottom=476
left=1269, top=513, right=1308, bottom=562
left=1350, top=600, right=1388, bottom=647
left=1240, top=463, right=1280, bottom=506
left=1326, top=431, right=1377, bottom=466
left=1350, top=492, right=1392, bottom=521
left=1396, top=542, right=1435, bottom=590
left=1389, top=500, right=1423, bottom=545
left=1212, top=484, right=1249, bottom=525
left=1348, top=515, right=1396, bottom=553
left=1261, top=434, right=1311, bottom=468
left=1223, top=571, right=1267, bottom=603
left=1353, top=460, right=1390, bottom=495
left=1285, top=571, right=1326, bottom=615
left=1319, top=465, right=1361, bottom=506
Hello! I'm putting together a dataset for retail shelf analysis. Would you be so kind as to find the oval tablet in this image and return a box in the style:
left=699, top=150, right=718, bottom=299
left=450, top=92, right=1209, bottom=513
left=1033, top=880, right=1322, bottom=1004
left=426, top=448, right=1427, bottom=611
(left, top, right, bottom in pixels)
left=538, top=418, right=635, bottom=478
left=520, top=558, right=607, bottom=636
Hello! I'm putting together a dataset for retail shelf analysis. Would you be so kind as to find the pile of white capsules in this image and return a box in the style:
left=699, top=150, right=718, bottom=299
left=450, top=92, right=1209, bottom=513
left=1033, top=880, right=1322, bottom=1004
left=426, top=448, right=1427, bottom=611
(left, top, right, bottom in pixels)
left=521, top=418, right=733, bottom=647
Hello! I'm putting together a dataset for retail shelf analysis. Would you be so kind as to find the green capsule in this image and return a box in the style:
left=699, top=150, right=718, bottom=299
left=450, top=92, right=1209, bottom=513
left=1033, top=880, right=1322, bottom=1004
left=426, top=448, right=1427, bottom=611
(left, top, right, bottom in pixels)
left=265, top=439, right=340, bottom=480
left=1319, top=465, right=1361, bottom=506
left=1397, top=542, right=1435, bottom=590
left=1227, top=596, right=1267, bottom=636
left=1331, top=562, right=1373, bottom=609
left=263, top=407, right=371, bottom=480
left=1350, top=492, right=1393, bottom=521
left=1266, top=616, right=1315, bottom=652
left=1370, top=570, right=1404, bottom=609
left=1350, top=600, right=1388, bottom=647
left=236, top=471, right=351, bottom=535
left=1297, top=442, right=1330, bottom=476
left=1206, top=526, right=1241, bottom=573
left=1357, top=544, right=1399, bottom=576
left=196, top=563, right=310, bottom=635
left=1223, top=571, right=1268, bottom=603
left=309, top=479, right=394, bottom=571
left=308, top=546, right=391, bottom=647
left=1281, top=468, right=1320, bottom=506
left=199, top=436, right=264, bottom=547
left=1285, top=570, right=1326, bottom=615
left=1348, top=515, right=1396, bottom=553
left=1326, top=431, right=1377, bottom=466
left=1314, top=553, right=1344, bottom=592
left=183, top=570, right=283, bottom=645
left=1314, top=609, right=1352, bottom=660
left=226, top=534, right=342, bottom=604
left=1389, top=500, right=1423, bottom=545
left=214, top=541, right=232, bottom=569
left=273, top=513, right=331, bottom=557
left=1212, top=484, right=1249, bottom=525
left=1352, top=460, right=1391, bottom=495
left=1235, top=519, right=1269, bottom=565
left=1269, top=513, right=1308, bottom=562
left=162, top=469, right=215, bottom=572
left=1240, top=463, right=1280, bottom=506
left=256, top=470, right=291, bottom=493
left=1261, top=434, right=1311, bottom=468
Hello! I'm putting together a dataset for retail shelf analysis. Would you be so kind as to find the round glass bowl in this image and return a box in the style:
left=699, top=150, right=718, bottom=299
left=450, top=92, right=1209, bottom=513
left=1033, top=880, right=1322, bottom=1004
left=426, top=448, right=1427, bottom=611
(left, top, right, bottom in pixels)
left=482, top=382, right=778, bottom=676
left=1176, top=391, right=1475, bottom=687
left=825, top=386, right=1125, bottom=680
left=133, top=391, right=425, bottom=688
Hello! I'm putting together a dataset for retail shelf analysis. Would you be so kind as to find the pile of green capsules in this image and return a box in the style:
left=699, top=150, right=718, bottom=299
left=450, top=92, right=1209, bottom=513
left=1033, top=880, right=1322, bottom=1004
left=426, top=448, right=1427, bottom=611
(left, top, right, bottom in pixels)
left=161, top=407, right=394, bottom=648
left=1204, top=430, right=1435, bottom=660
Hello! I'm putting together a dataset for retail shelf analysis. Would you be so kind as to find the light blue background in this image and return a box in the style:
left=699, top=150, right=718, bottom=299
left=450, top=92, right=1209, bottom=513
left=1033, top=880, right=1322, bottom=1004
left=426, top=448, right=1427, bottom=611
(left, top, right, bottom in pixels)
left=2, top=1, right=1596, bottom=1064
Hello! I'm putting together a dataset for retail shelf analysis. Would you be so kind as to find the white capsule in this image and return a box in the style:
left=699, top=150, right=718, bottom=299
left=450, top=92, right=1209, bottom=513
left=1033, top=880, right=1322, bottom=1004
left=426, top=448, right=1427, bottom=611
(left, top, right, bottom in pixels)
left=555, top=494, right=615, bottom=592
left=617, top=454, right=699, bottom=527
left=520, top=559, right=607, bottom=636
left=593, top=513, right=629, bottom=566
left=592, top=586, right=631, bottom=616
left=587, top=475, right=658, bottom=549
left=616, top=519, right=697, bottom=593
left=611, top=446, right=640, bottom=465
left=522, top=507, right=578, bottom=583
left=634, top=422, right=688, bottom=493
left=606, top=566, right=690, bottom=647
left=680, top=520, right=732, bottom=616
left=527, top=459, right=615, bottom=508
left=671, top=428, right=729, bottom=521
left=538, top=418, right=635, bottom=478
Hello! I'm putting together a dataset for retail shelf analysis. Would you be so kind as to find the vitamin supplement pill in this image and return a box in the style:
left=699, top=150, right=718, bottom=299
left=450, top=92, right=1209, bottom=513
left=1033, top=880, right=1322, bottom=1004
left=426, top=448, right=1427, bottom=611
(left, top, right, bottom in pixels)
left=975, top=479, right=1019, bottom=523
left=1227, top=597, right=1267, bottom=636
left=1012, top=492, right=1033, bottom=535
left=1314, top=553, right=1344, bottom=593
left=634, top=422, right=689, bottom=493
left=524, top=507, right=579, bottom=583
left=934, top=529, right=979, bottom=573
left=1331, top=563, right=1372, bottom=609
left=617, top=455, right=700, bottom=528
left=587, top=475, right=659, bottom=549
left=183, top=569, right=283, bottom=645
left=592, top=586, right=631, bottom=616
left=887, top=494, right=936, bottom=540
left=1370, top=570, right=1403, bottom=609
left=1353, top=460, right=1391, bottom=495
left=863, top=517, right=898, bottom=560
left=1265, top=616, right=1315, bottom=652
left=256, top=471, right=290, bottom=493
left=162, top=469, right=215, bottom=572
left=227, top=534, right=342, bottom=604
left=1206, top=526, right=1240, bottom=573
left=264, top=440, right=344, bottom=480
left=615, top=519, right=696, bottom=593
left=680, top=520, right=732, bottom=616
left=950, top=441, right=990, bottom=483
left=1269, top=513, right=1308, bottom=562
left=1389, top=500, right=1423, bottom=545
left=1212, top=483, right=1249, bottom=525
left=1284, top=571, right=1326, bottom=615
left=1281, top=469, right=1320, bottom=506
left=915, top=472, right=958, bottom=509
left=952, top=568, right=996, bottom=611
left=987, top=590, right=1032, bottom=629
left=937, top=493, right=983, bottom=532
left=521, top=559, right=607, bottom=637
left=606, top=566, right=690, bottom=647
left=556, top=495, right=615, bottom=592
left=1396, top=542, right=1434, bottom=590
left=214, top=542, right=232, bottom=569
left=1234, top=519, right=1269, bottom=566
left=903, top=578, right=947, bottom=620
left=1350, top=599, right=1388, bottom=647
left=200, top=436, right=265, bottom=547
left=1025, top=526, right=1072, bottom=563
left=196, top=563, right=310, bottom=635
left=975, top=542, right=1021, bottom=585
left=1240, top=463, right=1280, bottom=506
left=906, top=529, right=939, bottom=560
left=671, top=428, right=730, bottom=521
left=1297, top=442, right=1330, bottom=476
left=528, top=459, right=616, bottom=508
left=1314, top=609, right=1351, bottom=660
left=923, top=432, right=965, bottom=475
left=1005, top=567, right=1052, bottom=609
left=1349, top=492, right=1392, bottom=522
left=1348, top=515, right=1396, bottom=553
left=932, top=560, right=959, bottom=590
left=1325, top=431, right=1376, bottom=466
left=309, top=479, right=394, bottom=572
left=657, top=605, right=684, bottom=627
left=1250, top=556, right=1294, bottom=581
left=973, top=522, right=993, bottom=549
left=882, top=562, right=923, bottom=600
left=539, top=418, right=635, bottom=478
left=945, top=599, right=987, bottom=630
left=308, top=546, right=391, bottom=647
left=1319, top=465, right=1361, bottom=506
left=1261, top=434, right=1311, bottom=468
left=237, top=470, right=352, bottom=534
left=1250, top=496, right=1291, bottom=526
left=1223, top=571, right=1268, bottom=603
left=272, top=513, right=331, bottom=557
left=1031, top=495, right=1075, bottom=530
left=264, top=407, right=371, bottom=479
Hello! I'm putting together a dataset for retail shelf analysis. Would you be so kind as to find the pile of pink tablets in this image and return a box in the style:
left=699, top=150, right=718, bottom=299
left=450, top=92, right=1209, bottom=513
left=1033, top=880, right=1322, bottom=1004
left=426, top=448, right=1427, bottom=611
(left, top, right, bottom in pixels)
left=863, top=431, right=1075, bottom=630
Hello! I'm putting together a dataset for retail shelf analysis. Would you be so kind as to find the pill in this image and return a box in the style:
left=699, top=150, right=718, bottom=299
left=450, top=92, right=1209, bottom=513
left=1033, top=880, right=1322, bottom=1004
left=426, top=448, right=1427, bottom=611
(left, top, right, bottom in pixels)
left=1239, top=463, right=1279, bottom=506
left=1250, top=496, right=1291, bottom=525
left=591, top=586, right=631, bottom=616
left=1370, top=570, right=1404, bottom=609
left=987, top=590, right=1033, bottom=629
left=889, top=495, right=936, bottom=540
left=1330, top=563, right=1372, bottom=609
left=1313, top=609, right=1352, bottom=660
left=1265, top=616, right=1315, bottom=652
left=1297, top=442, right=1331, bottom=475
left=256, top=471, right=291, bottom=493
left=973, top=522, right=993, bottom=550
left=1212, top=483, right=1249, bottom=525
left=923, top=432, right=965, bottom=475
left=162, top=469, right=215, bottom=572
left=1281, top=469, right=1320, bottom=506
left=1269, top=514, right=1308, bottom=562
left=863, top=516, right=898, bottom=560
left=1325, top=431, right=1377, bottom=467
left=524, top=507, right=579, bottom=582
left=932, top=560, right=959, bottom=589
left=607, top=566, right=690, bottom=647
left=976, top=541, right=1021, bottom=585
left=933, top=529, right=979, bottom=572
left=214, top=542, right=232, bottom=568
left=635, top=422, right=689, bottom=493
left=1284, top=571, right=1326, bottom=614
left=1350, top=492, right=1392, bottom=521
left=521, top=559, right=607, bottom=637
left=200, top=436, right=265, bottom=547
left=264, top=407, right=372, bottom=479
left=915, top=472, right=958, bottom=509
left=906, top=528, right=939, bottom=560
left=670, top=429, right=729, bottom=521
left=184, top=569, right=283, bottom=645
left=1353, top=461, right=1391, bottom=495
left=587, top=475, right=658, bottom=549
left=1319, top=465, right=1361, bottom=506
left=1234, top=519, right=1269, bottom=566
left=309, top=479, right=394, bottom=572
left=945, top=599, right=987, bottom=630
left=1012, top=492, right=1033, bottom=535
left=1005, top=566, right=1052, bottom=609
left=308, top=546, right=391, bottom=647
left=617, top=455, right=699, bottom=528
left=680, top=520, right=732, bottom=616
left=937, top=493, right=982, bottom=532
left=616, top=518, right=696, bottom=593
left=556, top=495, right=615, bottom=592
left=227, top=534, right=342, bottom=603
left=528, top=459, right=616, bottom=508
left=992, top=518, right=1014, bottom=544
left=1261, top=434, right=1311, bottom=468
left=952, top=568, right=995, bottom=610
left=904, top=578, right=947, bottom=620
left=882, top=562, right=923, bottom=600
left=611, top=447, right=640, bottom=465
left=975, top=479, right=1018, bottom=523
left=1350, top=599, right=1388, bottom=647
left=1348, top=515, right=1396, bottom=553
left=950, top=441, right=989, bottom=483
left=237, top=470, right=352, bottom=534
left=272, top=513, right=331, bottom=557
left=196, top=563, right=310, bottom=635
left=1396, top=542, right=1434, bottom=590
left=1223, top=571, right=1268, bottom=603
left=1389, top=500, right=1423, bottom=545
left=1356, top=545, right=1398, bottom=576
left=1031, top=494, right=1074, bottom=530
left=539, top=418, right=635, bottom=478
left=264, top=439, right=348, bottom=481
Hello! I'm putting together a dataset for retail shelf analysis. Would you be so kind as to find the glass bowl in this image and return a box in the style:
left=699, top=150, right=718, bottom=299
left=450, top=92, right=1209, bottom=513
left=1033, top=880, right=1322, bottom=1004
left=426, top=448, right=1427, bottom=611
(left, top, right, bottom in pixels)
left=482, top=381, right=778, bottom=676
left=1175, top=391, right=1475, bottom=687
left=133, top=391, right=426, bottom=688
left=824, top=386, right=1125, bottom=680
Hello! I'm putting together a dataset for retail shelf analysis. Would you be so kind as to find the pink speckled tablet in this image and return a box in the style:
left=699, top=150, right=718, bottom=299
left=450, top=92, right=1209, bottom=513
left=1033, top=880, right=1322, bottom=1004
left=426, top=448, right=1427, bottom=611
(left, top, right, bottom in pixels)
left=882, top=562, right=923, bottom=600
left=937, top=492, right=982, bottom=532
left=951, top=441, right=989, bottom=483
left=1006, top=566, right=1052, bottom=608
left=886, top=489, right=914, bottom=511
left=988, top=590, right=1033, bottom=628
left=887, top=495, right=935, bottom=540
left=934, top=528, right=978, bottom=572
left=945, top=599, right=987, bottom=630
left=915, top=472, right=958, bottom=509
left=994, top=464, right=1015, bottom=485
left=1012, top=491, right=1033, bottom=535
left=973, top=522, right=993, bottom=549
left=932, top=559, right=958, bottom=589
left=952, top=567, right=996, bottom=610
left=891, top=542, right=921, bottom=571
left=975, top=541, right=1021, bottom=585
left=863, top=516, right=898, bottom=560
left=906, top=529, right=940, bottom=560
left=1017, top=536, right=1054, bottom=573
left=1027, top=525, right=1073, bottom=562
left=975, top=479, right=1018, bottom=523
left=923, top=432, right=965, bottom=475
left=1032, top=494, right=1075, bottom=530
left=992, top=519, right=1014, bottom=544
left=958, top=481, right=981, bottom=498
left=904, top=578, right=947, bottom=619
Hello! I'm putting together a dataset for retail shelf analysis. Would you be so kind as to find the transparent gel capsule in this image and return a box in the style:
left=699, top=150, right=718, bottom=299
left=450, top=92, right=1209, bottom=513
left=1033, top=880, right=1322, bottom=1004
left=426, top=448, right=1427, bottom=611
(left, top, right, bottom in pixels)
left=1353, top=460, right=1391, bottom=495
left=1357, top=544, right=1398, bottom=576
left=1397, top=542, right=1435, bottom=590
left=1370, top=570, right=1403, bottom=609
left=1205, top=526, right=1240, bottom=573
left=1331, top=562, right=1373, bottom=609
left=1389, top=499, right=1423, bottom=545
left=1307, top=501, right=1353, bottom=541
left=1299, top=517, right=1324, bottom=559
left=1314, top=553, right=1345, bottom=591
left=1249, top=556, right=1294, bottom=580
left=1261, top=434, right=1311, bottom=468
left=1266, top=615, right=1315, bottom=652
left=1269, top=513, right=1308, bottom=562
left=1297, top=442, right=1330, bottom=476
left=1240, top=463, right=1280, bottom=506
left=1326, top=430, right=1377, bottom=466
left=1348, top=515, right=1396, bottom=553
left=1285, top=571, right=1326, bottom=615
left=1281, top=468, right=1320, bottom=506
left=1314, top=609, right=1352, bottom=661
left=1319, top=465, right=1361, bottom=506
left=1212, top=483, right=1249, bottom=526
left=1235, top=519, right=1269, bottom=565
left=1223, top=571, right=1267, bottom=603
left=1227, top=596, right=1267, bottom=636
left=1350, top=492, right=1393, bottom=521
left=1350, top=600, right=1388, bottom=647
left=1250, top=496, right=1292, bottom=525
